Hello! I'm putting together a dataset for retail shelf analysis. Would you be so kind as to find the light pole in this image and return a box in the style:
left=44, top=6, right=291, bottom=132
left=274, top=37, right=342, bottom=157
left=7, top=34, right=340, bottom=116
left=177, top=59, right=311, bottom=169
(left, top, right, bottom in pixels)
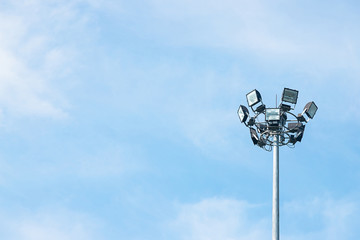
left=237, top=88, right=318, bottom=240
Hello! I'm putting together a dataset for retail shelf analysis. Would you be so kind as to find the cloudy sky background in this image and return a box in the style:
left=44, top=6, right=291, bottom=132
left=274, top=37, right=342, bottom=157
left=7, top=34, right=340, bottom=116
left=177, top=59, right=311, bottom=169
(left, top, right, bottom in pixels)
left=0, top=0, right=360, bottom=239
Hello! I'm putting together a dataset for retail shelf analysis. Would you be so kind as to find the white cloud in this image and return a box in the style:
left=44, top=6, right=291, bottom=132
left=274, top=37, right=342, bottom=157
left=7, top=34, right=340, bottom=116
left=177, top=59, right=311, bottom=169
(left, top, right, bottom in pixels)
left=169, top=196, right=360, bottom=240
left=170, top=197, right=269, bottom=240
left=115, top=0, right=360, bottom=75
left=0, top=142, right=147, bottom=183
left=0, top=207, right=101, bottom=240
left=149, top=0, right=299, bottom=53
left=283, top=196, right=359, bottom=240
left=72, top=144, right=147, bottom=178
left=0, top=0, right=98, bottom=119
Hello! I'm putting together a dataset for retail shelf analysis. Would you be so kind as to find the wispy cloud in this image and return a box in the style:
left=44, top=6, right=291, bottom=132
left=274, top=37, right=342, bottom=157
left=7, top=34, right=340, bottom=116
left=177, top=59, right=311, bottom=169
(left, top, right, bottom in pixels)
left=169, top=197, right=269, bottom=240
left=0, top=0, right=99, bottom=119
left=144, top=0, right=360, bottom=70
left=0, top=206, right=101, bottom=240
left=169, top=196, right=359, bottom=240
left=283, top=196, right=359, bottom=240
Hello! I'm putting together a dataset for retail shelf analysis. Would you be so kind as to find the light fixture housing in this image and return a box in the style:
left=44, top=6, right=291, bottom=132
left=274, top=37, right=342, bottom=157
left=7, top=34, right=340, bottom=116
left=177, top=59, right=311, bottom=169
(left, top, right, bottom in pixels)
left=265, top=108, right=281, bottom=121
left=247, top=117, right=255, bottom=126
left=255, top=104, right=266, bottom=113
left=289, top=135, right=296, bottom=144
left=266, top=108, right=281, bottom=126
left=287, top=122, right=303, bottom=133
left=282, top=88, right=299, bottom=104
left=297, top=113, right=307, bottom=122
left=304, top=101, right=318, bottom=119
left=250, top=128, right=259, bottom=145
left=279, top=103, right=291, bottom=112
left=237, top=105, right=249, bottom=123
left=246, top=89, right=262, bottom=107
left=295, top=125, right=305, bottom=142
left=257, top=123, right=267, bottom=133
left=257, top=136, right=266, bottom=147
left=280, top=113, right=287, bottom=126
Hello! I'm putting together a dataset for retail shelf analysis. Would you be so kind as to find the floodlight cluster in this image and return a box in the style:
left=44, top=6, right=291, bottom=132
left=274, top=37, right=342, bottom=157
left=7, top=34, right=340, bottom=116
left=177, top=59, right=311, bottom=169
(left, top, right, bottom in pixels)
left=237, top=88, right=318, bottom=151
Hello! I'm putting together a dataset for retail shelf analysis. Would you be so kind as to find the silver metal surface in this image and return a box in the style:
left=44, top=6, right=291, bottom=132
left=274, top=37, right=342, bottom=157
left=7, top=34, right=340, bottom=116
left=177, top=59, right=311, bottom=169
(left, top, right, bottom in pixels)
left=272, top=135, right=279, bottom=240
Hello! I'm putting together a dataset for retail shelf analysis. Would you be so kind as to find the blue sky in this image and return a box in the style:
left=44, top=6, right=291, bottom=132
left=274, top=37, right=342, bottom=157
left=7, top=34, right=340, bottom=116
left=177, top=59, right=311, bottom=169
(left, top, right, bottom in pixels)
left=0, top=0, right=360, bottom=239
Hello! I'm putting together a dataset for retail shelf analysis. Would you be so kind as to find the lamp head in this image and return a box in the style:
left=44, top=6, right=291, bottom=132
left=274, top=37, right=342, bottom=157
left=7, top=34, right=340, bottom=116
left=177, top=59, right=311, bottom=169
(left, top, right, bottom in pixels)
left=279, top=103, right=291, bottom=112
left=297, top=113, right=307, bottom=122
left=246, top=89, right=262, bottom=107
left=265, top=108, right=281, bottom=126
left=257, top=123, right=267, bottom=133
left=250, top=128, right=259, bottom=145
left=304, top=101, right=318, bottom=119
left=265, top=108, right=281, bottom=121
left=295, top=125, right=305, bottom=142
left=237, top=105, right=249, bottom=123
left=287, top=122, right=303, bottom=133
left=282, top=88, right=299, bottom=104
left=257, top=136, right=266, bottom=147
left=255, top=104, right=266, bottom=113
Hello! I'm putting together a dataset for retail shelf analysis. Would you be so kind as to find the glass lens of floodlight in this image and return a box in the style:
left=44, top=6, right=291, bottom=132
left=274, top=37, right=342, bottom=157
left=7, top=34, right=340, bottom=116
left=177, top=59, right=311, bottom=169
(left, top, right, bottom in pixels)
left=265, top=108, right=281, bottom=121
left=238, top=109, right=244, bottom=121
left=237, top=105, right=249, bottom=123
left=307, top=102, right=318, bottom=119
left=282, top=88, right=299, bottom=104
left=246, top=90, right=260, bottom=107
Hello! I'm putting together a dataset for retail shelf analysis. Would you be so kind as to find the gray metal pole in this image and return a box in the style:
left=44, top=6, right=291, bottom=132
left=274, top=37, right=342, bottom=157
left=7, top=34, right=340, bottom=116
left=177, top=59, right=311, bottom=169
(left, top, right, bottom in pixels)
left=272, top=134, right=279, bottom=240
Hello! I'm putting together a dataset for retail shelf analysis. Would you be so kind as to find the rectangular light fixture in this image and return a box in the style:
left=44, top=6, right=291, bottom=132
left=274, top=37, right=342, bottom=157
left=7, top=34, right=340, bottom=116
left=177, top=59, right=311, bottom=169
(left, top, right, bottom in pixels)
left=255, top=104, right=266, bottom=113
left=257, top=123, right=267, bottom=133
left=257, top=136, right=266, bottom=147
left=237, top=105, right=249, bottom=123
left=247, top=117, right=255, bottom=126
left=246, top=89, right=262, bottom=107
left=304, top=101, right=318, bottom=119
left=250, top=128, right=259, bottom=145
left=265, top=108, right=281, bottom=121
left=289, top=135, right=296, bottom=144
left=288, top=122, right=303, bottom=133
left=295, top=125, right=305, bottom=142
left=279, top=103, right=291, bottom=112
left=297, top=113, right=307, bottom=122
left=282, top=88, right=299, bottom=104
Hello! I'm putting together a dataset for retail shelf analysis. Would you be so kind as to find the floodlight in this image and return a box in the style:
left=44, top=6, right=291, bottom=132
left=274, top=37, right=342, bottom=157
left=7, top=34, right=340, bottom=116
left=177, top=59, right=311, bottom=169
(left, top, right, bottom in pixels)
left=237, top=105, right=249, bottom=123
left=304, top=101, right=318, bottom=119
left=255, top=104, right=266, bottom=113
left=258, top=136, right=266, bottom=147
left=247, top=117, right=255, bottom=126
left=265, top=108, right=281, bottom=121
left=295, top=125, right=305, bottom=142
left=279, top=103, right=291, bottom=112
left=250, top=128, right=259, bottom=145
left=289, top=135, right=296, bottom=144
left=287, top=122, right=303, bottom=133
left=282, top=88, right=299, bottom=104
left=296, top=113, right=307, bottom=122
left=280, top=113, right=287, bottom=126
left=246, top=89, right=262, bottom=107
left=257, top=123, right=267, bottom=133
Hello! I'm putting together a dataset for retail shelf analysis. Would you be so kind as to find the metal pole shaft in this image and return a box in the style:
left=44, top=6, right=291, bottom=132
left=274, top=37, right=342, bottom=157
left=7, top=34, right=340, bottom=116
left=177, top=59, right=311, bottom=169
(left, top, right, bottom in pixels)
left=272, top=134, right=279, bottom=240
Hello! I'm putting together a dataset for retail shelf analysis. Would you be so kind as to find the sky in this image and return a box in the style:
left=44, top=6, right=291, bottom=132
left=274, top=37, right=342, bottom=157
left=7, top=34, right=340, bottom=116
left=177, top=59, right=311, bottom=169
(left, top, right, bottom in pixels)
left=0, top=0, right=360, bottom=239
